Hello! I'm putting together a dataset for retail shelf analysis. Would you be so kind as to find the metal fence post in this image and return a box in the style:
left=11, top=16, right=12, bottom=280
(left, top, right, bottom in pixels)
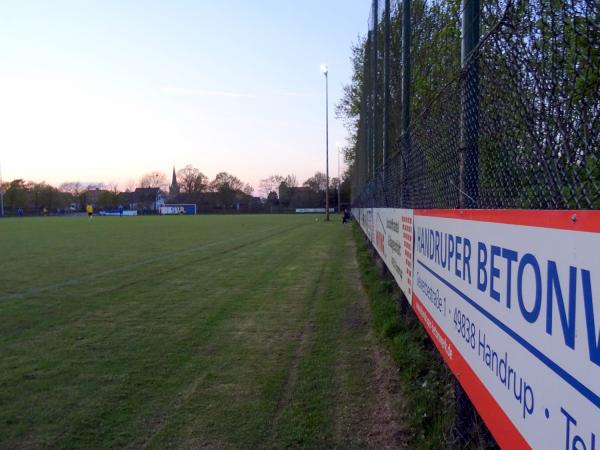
left=371, top=0, right=378, bottom=176
left=454, top=0, right=480, bottom=444
left=383, top=0, right=390, bottom=180
left=401, top=0, right=411, bottom=140
left=460, top=0, right=480, bottom=209
left=401, top=0, right=411, bottom=208
left=364, top=33, right=372, bottom=182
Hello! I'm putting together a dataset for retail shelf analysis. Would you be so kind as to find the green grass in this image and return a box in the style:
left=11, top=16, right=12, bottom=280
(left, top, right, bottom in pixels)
left=352, top=224, right=454, bottom=448
left=352, top=224, right=497, bottom=450
left=0, top=215, right=403, bottom=449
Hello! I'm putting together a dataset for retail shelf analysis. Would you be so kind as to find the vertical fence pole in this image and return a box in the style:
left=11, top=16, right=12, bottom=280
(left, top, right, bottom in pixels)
left=382, top=0, right=390, bottom=181
left=401, top=0, right=411, bottom=140
left=364, top=35, right=372, bottom=183
left=460, top=0, right=480, bottom=209
left=454, top=0, right=480, bottom=444
left=401, top=0, right=411, bottom=207
left=338, top=146, right=342, bottom=212
left=0, top=162, right=4, bottom=217
left=371, top=0, right=378, bottom=176
left=325, top=69, right=330, bottom=221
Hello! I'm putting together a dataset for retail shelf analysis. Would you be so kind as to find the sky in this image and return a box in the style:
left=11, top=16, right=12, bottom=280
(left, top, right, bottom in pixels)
left=0, top=0, right=369, bottom=194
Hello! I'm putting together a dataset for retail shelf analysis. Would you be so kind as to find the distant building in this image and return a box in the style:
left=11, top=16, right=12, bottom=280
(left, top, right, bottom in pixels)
left=81, top=187, right=110, bottom=206
left=169, top=166, right=180, bottom=197
left=129, top=187, right=165, bottom=211
left=120, top=191, right=135, bottom=209
left=278, top=184, right=317, bottom=208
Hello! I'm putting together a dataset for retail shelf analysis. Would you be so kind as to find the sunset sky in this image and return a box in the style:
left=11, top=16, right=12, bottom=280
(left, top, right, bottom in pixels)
left=0, top=1, right=368, bottom=193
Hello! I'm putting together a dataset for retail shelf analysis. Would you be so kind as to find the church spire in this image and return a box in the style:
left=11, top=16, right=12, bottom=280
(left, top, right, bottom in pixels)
left=170, top=166, right=179, bottom=196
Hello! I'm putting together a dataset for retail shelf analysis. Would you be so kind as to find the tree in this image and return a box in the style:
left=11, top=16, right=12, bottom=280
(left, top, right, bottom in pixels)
left=177, top=165, right=208, bottom=193
left=208, top=172, right=249, bottom=209
left=336, top=38, right=366, bottom=132
left=5, top=179, right=28, bottom=209
left=336, top=38, right=366, bottom=170
left=37, top=183, right=59, bottom=209
left=330, top=177, right=340, bottom=191
left=140, top=171, right=167, bottom=189
left=123, top=179, right=137, bottom=192
left=302, top=172, right=328, bottom=193
left=242, top=183, right=254, bottom=196
left=97, top=187, right=125, bottom=210
left=330, top=177, right=342, bottom=209
left=266, top=191, right=279, bottom=205
left=273, top=174, right=299, bottom=207
left=335, top=0, right=463, bottom=202
left=105, top=182, right=119, bottom=194
left=283, top=174, right=298, bottom=188
left=59, top=181, right=83, bottom=195
left=58, top=181, right=85, bottom=209
left=340, top=170, right=352, bottom=206
left=86, top=183, right=105, bottom=190
left=259, top=175, right=285, bottom=197
left=209, top=172, right=245, bottom=193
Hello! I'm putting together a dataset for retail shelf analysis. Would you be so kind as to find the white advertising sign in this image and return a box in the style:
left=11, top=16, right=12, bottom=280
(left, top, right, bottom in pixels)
left=160, top=206, right=181, bottom=215
left=355, top=208, right=414, bottom=302
left=295, top=208, right=335, bottom=213
left=412, top=210, right=600, bottom=449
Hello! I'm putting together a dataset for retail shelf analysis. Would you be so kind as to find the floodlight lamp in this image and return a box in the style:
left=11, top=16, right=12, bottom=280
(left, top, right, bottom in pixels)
left=320, top=64, right=328, bottom=75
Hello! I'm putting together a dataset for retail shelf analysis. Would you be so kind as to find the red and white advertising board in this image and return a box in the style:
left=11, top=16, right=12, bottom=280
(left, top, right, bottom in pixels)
left=357, top=208, right=600, bottom=449
left=412, top=210, right=600, bottom=449
left=355, top=208, right=414, bottom=301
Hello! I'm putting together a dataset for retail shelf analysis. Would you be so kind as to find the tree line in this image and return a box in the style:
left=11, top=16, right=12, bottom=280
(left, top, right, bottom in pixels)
left=0, top=165, right=352, bottom=213
left=259, top=172, right=351, bottom=209
left=337, top=0, right=599, bottom=209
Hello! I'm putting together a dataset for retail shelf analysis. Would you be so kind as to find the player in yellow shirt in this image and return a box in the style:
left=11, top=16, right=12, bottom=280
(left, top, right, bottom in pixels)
left=86, top=204, right=93, bottom=220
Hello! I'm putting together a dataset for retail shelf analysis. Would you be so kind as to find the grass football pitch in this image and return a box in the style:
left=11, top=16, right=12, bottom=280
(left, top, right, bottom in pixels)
left=0, top=215, right=403, bottom=449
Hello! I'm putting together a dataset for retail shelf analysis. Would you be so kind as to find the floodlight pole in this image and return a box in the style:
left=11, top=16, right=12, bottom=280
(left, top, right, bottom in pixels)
left=0, top=162, right=4, bottom=217
left=337, top=146, right=341, bottom=212
left=323, top=67, right=330, bottom=221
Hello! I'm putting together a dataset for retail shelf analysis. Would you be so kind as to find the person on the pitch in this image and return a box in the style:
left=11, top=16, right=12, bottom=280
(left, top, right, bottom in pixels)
left=86, top=204, right=94, bottom=220
left=342, top=208, right=351, bottom=224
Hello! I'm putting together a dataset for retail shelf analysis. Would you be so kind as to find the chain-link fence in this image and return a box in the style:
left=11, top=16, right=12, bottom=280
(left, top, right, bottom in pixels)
left=351, top=0, right=600, bottom=210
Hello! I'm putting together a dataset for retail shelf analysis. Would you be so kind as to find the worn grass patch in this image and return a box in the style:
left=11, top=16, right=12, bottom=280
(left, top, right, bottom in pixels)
left=352, top=223, right=457, bottom=449
left=352, top=223, right=500, bottom=450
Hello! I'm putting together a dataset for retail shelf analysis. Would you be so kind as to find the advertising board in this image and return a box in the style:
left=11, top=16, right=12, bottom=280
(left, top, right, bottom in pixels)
left=355, top=208, right=414, bottom=302
left=412, top=210, right=600, bottom=449
left=295, top=208, right=335, bottom=213
left=356, top=208, right=600, bottom=448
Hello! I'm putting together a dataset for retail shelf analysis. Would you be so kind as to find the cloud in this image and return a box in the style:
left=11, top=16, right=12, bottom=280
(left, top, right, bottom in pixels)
left=163, top=87, right=257, bottom=98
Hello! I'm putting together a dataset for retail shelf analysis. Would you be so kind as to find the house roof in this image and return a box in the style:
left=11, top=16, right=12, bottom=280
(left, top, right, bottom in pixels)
left=131, top=187, right=162, bottom=202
